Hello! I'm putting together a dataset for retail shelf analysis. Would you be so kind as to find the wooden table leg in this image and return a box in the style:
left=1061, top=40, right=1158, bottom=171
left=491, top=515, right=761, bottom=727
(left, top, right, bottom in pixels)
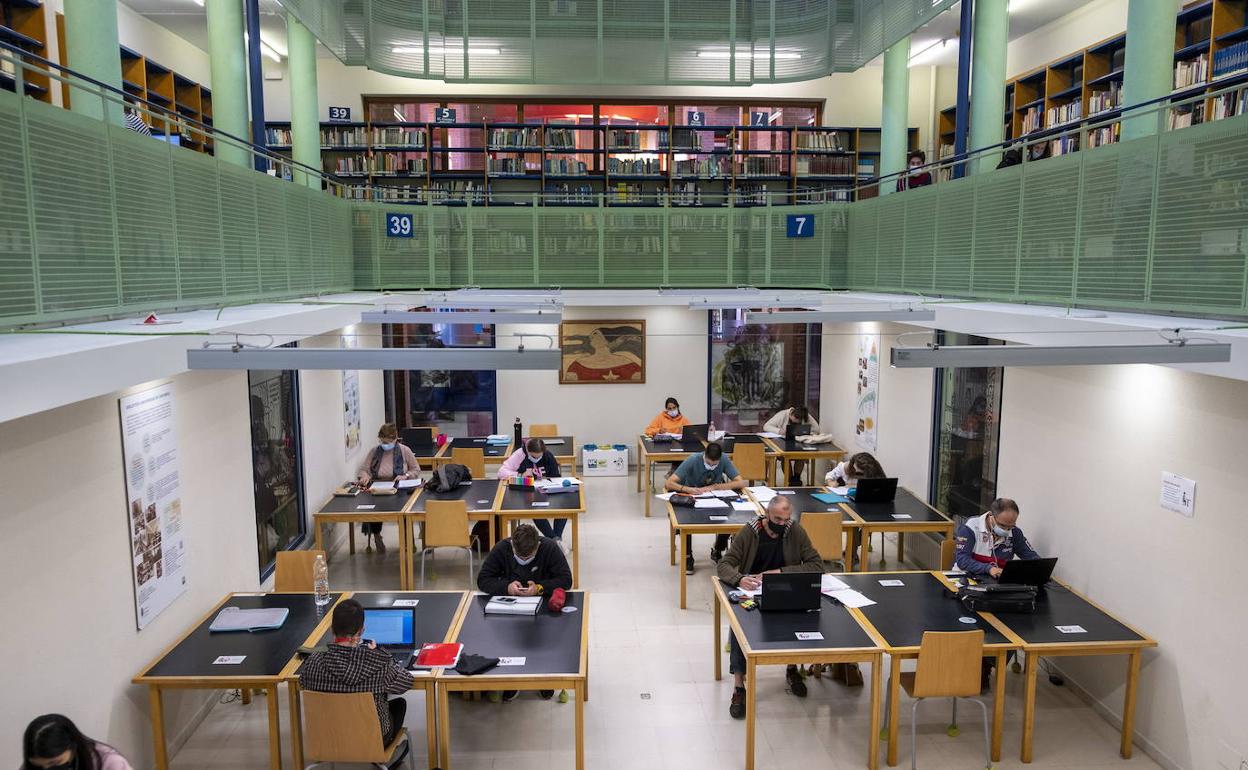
left=869, top=655, right=882, bottom=770
left=425, top=682, right=438, bottom=770
left=574, top=681, right=586, bottom=770
left=897, top=532, right=905, bottom=564
left=679, top=529, right=688, bottom=609
left=571, top=515, right=580, bottom=588
left=842, top=528, right=854, bottom=570
left=314, top=518, right=324, bottom=558
left=644, top=458, right=653, bottom=517
left=1121, top=651, right=1141, bottom=759
left=438, top=685, right=451, bottom=770
left=241, top=687, right=251, bottom=705
left=148, top=686, right=169, bottom=770
left=408, top=518, right=417, bottom=590
left=265, top=684, right=282, bottom=770
left=745, top=659, right=757, bottom=770
left=713, top=592, right=722, bottom=680
left=399, top=515, right=410, bottom=590
left=1021, top=651, right=1039, bottom=763
left=859, top=529, right=871, bottom=572
left=349, top=522, right=356, bottom=554
left=887, top=655, right=901, bottom=766
left=636, top=445, right=643, bottom=492
left=992, top=650, right=1006, bottom=762
left=287, top=680, right=304, bottom=770
left=669, top=519, right=676, bottom=566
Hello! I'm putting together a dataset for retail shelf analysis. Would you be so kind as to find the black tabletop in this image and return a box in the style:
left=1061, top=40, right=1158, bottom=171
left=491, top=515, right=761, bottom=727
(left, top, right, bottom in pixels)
left=771, top=488, right=856, bottom=522
left=442, top=593, right=585, bottom=677
left=640, top=436, right=699, bottom=454
left=729, top=591, right=877, bottom=652
left=834, top=572, right=1010, bottom=649
left=319, top=487, right=416, bottom=514
left=775, top=437, right=842, bottom=453
left=994, top=583, right=1147, bottom=646
left=846, top=488, right=950, bottom=523
left=314, top=592, right=464, bottom=648
left=446, top=437, right=511, bottom=458
left=142, top=593, right=338, bottom=679
left=409, top=479, right=500, bottom=513
left=499, top=484, right=584, bottom=511
left=671, top=506, right=758, bottom=527
left=530, top=436, right=575, bottom=454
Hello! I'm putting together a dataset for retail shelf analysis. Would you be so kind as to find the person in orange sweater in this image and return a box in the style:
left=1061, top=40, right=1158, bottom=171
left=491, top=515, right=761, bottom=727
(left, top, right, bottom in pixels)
left=644, top=396, right=691, bottom=437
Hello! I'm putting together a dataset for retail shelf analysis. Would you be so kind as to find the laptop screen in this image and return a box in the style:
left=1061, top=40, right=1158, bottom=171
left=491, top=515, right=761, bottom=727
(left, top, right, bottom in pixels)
left=363, top=609, right=414, bottom=646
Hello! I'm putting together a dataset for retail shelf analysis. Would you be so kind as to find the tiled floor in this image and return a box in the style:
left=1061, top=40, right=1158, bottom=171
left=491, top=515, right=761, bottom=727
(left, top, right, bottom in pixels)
left=175, top=474, right=1162, bottom=770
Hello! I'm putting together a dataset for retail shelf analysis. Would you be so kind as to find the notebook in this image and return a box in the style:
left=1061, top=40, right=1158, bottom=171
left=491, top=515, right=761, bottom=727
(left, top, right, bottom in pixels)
left=209, top=606, right=289, bottom=632
left=485, top=596, right=542, bottom=616
left=812, top=491, right=850, bottom=504
left=413, top=642, right=464, bottom=669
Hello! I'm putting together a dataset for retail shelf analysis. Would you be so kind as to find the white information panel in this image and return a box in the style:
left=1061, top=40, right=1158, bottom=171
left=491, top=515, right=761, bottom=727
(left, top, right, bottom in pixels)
left=1160, top=471, right=1196, bottom=518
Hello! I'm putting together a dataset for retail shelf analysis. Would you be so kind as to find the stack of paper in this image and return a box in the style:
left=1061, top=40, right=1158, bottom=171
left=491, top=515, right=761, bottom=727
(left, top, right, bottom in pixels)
left=209, top=607, right=290, bottom=632
left=820, top=574, right=875, bottom=608
left=655, top=492, right=675, bottom=501
left=694, top=498, right=729, bottom=509
left=731, top=500, right=759, bottom=512
left=485, top=596, right=542, bottom=615
left=369, top=481, right=396, bottom=492
left=397, top=478, right=422, bottom=489
left=748, top=486, right=778, bottom=503
left=709, top=489, right=738, bottom=498
left=756, top=431, right=783, bottom=439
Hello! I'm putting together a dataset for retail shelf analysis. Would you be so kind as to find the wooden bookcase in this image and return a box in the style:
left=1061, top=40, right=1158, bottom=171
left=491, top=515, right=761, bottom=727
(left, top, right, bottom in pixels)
left=1, top=0, right=52, bottom=103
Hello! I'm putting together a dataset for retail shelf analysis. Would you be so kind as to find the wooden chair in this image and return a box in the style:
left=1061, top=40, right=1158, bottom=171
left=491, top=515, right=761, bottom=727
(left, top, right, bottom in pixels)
left=893, top=630, right=990, bottom=770
left=940, top=537, right=956, bottom=571
left=529, top=423, right=559, bottom=437
left=450, top=447, right=486, bottom=477
left=420, top=500, right=476, bottom=587
left=731, top=443, right=767, bottom=484
left=301, top=690, right=414, bottom=770
left=799, top=511, right=844, bottom=568
left=274, top=550, right=325, bottom=592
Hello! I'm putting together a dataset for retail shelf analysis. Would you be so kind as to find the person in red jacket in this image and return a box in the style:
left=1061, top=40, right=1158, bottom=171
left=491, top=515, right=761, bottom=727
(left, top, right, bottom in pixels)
left=896, top=149, right=933, bottom=191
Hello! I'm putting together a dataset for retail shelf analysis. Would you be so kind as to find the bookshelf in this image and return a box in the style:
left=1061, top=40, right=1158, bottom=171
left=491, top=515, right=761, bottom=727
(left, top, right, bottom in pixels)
left=0, top=0, right=51, bottom=102
left=264, top=118, right=916, bottom=206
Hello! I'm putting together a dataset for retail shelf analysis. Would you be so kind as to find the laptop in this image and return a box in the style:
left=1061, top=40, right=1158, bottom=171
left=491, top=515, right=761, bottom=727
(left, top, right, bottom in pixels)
left=681, top=423, right=710, bottom=442
left=362, top=609, right=416, bottom=664
left=998, top=557, right=1058, bottom=587
left=760, top=573, right=822, bottom=612
left=852, top=477, right=898, bottom=504
left=400, top=428, right=437, bottom=454
left=785, top=422, right=813, bottom=442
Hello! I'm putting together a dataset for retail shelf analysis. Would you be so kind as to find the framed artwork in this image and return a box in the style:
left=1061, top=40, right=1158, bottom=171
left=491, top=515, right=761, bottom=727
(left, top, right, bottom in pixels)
left=559, top=320, right=646, bottom=384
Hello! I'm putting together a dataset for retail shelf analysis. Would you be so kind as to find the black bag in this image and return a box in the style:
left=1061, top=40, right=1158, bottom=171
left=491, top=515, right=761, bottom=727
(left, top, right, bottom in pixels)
left=454, top=653, right=500, bottom=676
left=958, top=583, right=1037, bottom=614
left=426, top=463, right=472, bottom=492
left=669, top=493, right=696, bottom=507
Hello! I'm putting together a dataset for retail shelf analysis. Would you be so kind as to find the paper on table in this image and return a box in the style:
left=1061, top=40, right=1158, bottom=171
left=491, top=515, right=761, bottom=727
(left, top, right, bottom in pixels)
left=694, top=498, right=730, bottom=509
left=731, top=500, right=759, bottom=512
left=486, top=434, right=508, bottom=441
left=369, top=481, right=395, bottom=491
left=397, top=478, right=422, bottom=489
left=827, top=589, right=876, bottom=608
left=709, top=430, right=726, bottom=441
left=655, top=492, right=675, bottom=501
left=821, top=574, right=849, bottom=592
left=748, top=486, right=777, bottom=502
left=756, top=431, right=783, bottom=438
left=710, top=489, right=738, bottom=498
left=829, top=485, right=850, bottom=496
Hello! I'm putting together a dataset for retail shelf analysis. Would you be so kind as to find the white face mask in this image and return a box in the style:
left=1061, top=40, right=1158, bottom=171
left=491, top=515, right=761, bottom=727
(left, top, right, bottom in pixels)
left=380, top=442, right=396, bottom=451
left=514, top=551, right=536, bottom=566
left=704, top=462, right=719, bottom=473
left=527, top=454, right=543, bottom=464
left=666, top=409, right=679, bottom=418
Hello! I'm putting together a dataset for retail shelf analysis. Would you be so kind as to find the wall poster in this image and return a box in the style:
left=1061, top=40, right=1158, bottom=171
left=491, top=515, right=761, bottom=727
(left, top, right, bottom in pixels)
left=342, top=369, right=361, bottom=455
left=856, top=334, right=879, bottom=451
left=558, top=320, right=646, bottom=384
left=119, top=382, right=187, bottom=630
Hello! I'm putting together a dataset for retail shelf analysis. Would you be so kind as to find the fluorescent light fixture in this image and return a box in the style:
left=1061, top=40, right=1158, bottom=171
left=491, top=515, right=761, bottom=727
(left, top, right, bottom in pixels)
left=191, top=0, right=203, bottom=5
left=427, top=296, right=562, bottom=310
left=889, top=343, right=1231, bottom=368
left=188, top=347, right=561, bottom=371
left=697, top=49, right=802, bottom=60
left=260, top=42, right=282, bottom=62
left=746, top=309, right=936, bottom=324
left=360, top=310, right=562, bottom=325
left=392, top=46, right=502, bottom=56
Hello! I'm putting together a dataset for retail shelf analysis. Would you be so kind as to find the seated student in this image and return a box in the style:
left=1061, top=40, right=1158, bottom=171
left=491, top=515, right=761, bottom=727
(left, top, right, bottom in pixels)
left=897, top=149, right=933, bottom=190
left=477, top=523, right=573, bottom=703
left=825, top=451, right=886, bottom=569
left=644, top=396, right=691, bottom=437
left=497, top=438, right=567, bottom=549
left=356, top=423, right=423, bottom=553
left=716, top=495, right=824, bottom=718
left=23, top=714, right=134, bottom=770
left=954, top=497, right=1040, bottom=578
left=664, top=442, right=746, bottom=575
left=298, top=599, right=415, bottom=754
left=763, top=405, right=819, bottom=482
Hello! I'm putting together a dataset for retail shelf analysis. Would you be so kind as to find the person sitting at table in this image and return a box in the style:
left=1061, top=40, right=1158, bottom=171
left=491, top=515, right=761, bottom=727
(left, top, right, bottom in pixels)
left=298, top=599, right=415, bottom=758
left=477, top=523, right=573, bottom=703
left=496, top=438, right=568, bottom=550
left=643, top=396, right=691, bottom=437
left=825, top=450, right=886, bottom=568
left=355, top=423, right=423, bottom=554
left=763, top=404, right=820, bottom=482
left=23, top=714, right=135, bottom=770
left=717, top=495, right=824, bottom=719
left=665, top=441, right=746, bottom=575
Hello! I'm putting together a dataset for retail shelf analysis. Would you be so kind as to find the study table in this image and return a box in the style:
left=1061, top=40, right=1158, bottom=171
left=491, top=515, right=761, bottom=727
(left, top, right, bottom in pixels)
left=495, top=480, right=587, bottom=587
left=840, top=488, right=956, bottom=572
left=432, top=436, right=514, bottom=466
left=435, top=592, right=590, bottom=769
left=637, top=433, right=782, bottom=517
left=314, top=486, right=419, bottom=587
left=746, top=486, right=859, bottom=565
left=132, top=592, right=342, bottom=770
left=405, top=479, right=503, bottom=585
left=666, top=499, right=761, bottom=608
left=768, top=436, right=846, bottom=484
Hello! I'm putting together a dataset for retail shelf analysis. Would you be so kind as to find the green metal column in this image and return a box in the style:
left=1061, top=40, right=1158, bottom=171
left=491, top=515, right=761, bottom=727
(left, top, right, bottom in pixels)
left=62, top=0, right=123, bottom=125
left=1122, top=0, right=1182, bottom=141
left=881, top=36, right=911, bottom=195
left=206, top=0, right=250, bottom=167
left=287, top=12, right=321, bottom=188
left=968, top=0, right=1008, bottom=173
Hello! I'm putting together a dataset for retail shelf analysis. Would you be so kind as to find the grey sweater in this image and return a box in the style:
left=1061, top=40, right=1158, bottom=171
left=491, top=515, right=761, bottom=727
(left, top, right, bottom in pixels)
left=716, top=519, right=824, bottom=586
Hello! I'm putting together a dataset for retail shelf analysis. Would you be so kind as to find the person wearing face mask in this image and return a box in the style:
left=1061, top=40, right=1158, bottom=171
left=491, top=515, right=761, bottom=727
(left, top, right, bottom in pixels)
left=717, top=495, right=824, bottom=718
left=665, top=442, right=746, bottom=575
left=22, top=714, right=134, bottom=770
left=825, top=451, right=886, bottom=573
left=497, top=438, right=567, bottom=547
left=644, top=396, right=691, bottom=437
left=954, top=497, right=1041, bottom=578
left=896, top=149, right=933, bottom=191
left=355, top=423, right=423, bottom=553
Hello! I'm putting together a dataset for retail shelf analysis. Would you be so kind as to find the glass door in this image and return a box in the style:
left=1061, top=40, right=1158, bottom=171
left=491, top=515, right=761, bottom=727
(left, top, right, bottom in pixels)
left=248, top=361, right=307, bottom=579
left=385, top=313, right=499, bottom=437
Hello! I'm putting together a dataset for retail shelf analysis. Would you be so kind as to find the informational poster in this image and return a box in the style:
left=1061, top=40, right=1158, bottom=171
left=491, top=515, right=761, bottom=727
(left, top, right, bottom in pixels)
left=119, top=383, right=187, bottom=630
left=342, top=369, right=361, bottom=455
left=1160, top=472, right=1196, bottom=517
left=855, top=334, right=879, bottom=451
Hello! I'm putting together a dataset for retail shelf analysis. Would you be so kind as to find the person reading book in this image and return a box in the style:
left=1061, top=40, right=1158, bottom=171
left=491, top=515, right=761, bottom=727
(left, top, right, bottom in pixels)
left=496, top=438, right=567, bottom=547
left=355, top=423, right=423, bottom=553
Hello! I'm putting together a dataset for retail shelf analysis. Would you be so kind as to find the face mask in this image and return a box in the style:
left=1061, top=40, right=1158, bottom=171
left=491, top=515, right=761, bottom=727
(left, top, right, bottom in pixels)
left=527, top=454, right=543, bottom=464
left=992, top=525, right=1011, bottom=537
left=910, top=162, right=921, bottom=169
left=667, top=409, right=679, bottom=418
left=704, top=462, right=719, bottom=473
left=380, top=442, right=396, bottom=451
left=514, top=552, right=536, bottom=566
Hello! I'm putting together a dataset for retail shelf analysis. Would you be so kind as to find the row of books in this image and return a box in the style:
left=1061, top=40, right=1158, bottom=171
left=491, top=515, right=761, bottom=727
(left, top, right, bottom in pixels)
left=1019, top=106, right=1043, bottom=135
left=1046, top=101, right=1081, bottom=128
left=544, top=159, right=590, bottom=175
left=545, top=183, right=596, bottom=204
left=1212, top=40, right=1248, bottom=79
left=607, top=130, right=644, bottom=150
left=937, top=144, right=955, bottom=182
left=1174, top=54, right=1209, bottom=90
left=322, top=126, right=367, bottom=146
left=608, top=157, right=663, bottom=175
left=1049, top=136, right=1080, bottom=156
left=488, top=158, right=538, bottom=174
left=373, top=127, right=426, bottom=146
left=673, top=158, right=728, bottom=177
left=489, top=127, right=541, bottom=148
left=1210, top=90, right=1248, bottom=121
left=429, top=181, right=485, bottom=204
left=265, top=127, right=293, bottom=144
left=1088, top=82, right=1121, bottom=115
left=737, top=157, right=786, bottom=176
left=1087, top=123, right=1120, bottom=148
left=544, top=127, right=581, bottom=149
left=796, top=156, right=854, bottom=176
left=797, top=186, right=852, bottom=203
left=331, top=156, right=370, bottom=174
left=372, top=156, right=427, bottom=174
left=795, top=131, right=847, bottom=150
left=735, top=183, right=776, bottom=206
left=1168, top=102, right=1206, bottom=129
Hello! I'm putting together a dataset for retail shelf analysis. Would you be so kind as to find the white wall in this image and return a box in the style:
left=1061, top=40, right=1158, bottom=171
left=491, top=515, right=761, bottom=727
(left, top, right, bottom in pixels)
left=1007, top=0, right=1129, bottom=78
left=997, top=365, right=1248, bottom=770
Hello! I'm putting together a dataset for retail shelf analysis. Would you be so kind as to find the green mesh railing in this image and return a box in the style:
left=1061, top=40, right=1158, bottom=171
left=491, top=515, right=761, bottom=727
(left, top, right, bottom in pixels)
left=281, top=0, right=955, bottom=84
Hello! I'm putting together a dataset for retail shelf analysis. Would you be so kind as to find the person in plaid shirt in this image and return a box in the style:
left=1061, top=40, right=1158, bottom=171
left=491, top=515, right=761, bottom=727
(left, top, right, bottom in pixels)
left=298, top=599, right=414, bottom=746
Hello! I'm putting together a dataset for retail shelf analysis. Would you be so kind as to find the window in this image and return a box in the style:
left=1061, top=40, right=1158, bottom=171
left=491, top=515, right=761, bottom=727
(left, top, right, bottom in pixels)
left=385, top=313, right=499, bottom=437
left=248, top=365, right=306, bottom=579
left=708, top=310, right=822, bottom=432
left=599, top=104, right=668, bottom=125
left=929, top=332, right=1004, bottom=524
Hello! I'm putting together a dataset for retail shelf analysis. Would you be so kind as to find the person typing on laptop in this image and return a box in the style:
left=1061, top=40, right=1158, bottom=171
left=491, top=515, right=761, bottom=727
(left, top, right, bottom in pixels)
left=665, top=441, right=746, bottom=574
left=298, top=599, right=415, bottom=755
left=954, top=497, right=1042, bottom=578
left=716, top=495, right=823, bottom=719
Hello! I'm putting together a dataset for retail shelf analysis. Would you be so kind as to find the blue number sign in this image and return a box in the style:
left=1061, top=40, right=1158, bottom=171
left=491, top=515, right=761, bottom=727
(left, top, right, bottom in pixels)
left=435, top=107, right=457, bottom=124
left=385, top=213, right=414, bottom=238
left=786, top=214, right=814, bottom=238
left=687, top=110, right=705, bottom=126
left=328, top=106, right=351, bottom=121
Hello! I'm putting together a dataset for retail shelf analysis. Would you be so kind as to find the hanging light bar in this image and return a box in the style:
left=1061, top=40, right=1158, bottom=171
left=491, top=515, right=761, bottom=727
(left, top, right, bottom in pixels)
left=889, top=343, right=1231, bottom=368
left=745, top=309, right=936, bottom=324
left=188, top=347, right=561, bottom=371
left=360, top=310, right=562, bottom=325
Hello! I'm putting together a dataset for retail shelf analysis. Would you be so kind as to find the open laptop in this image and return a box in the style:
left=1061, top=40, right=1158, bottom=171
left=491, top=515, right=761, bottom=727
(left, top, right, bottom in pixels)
left=681, top=423, right=710, bottom=442
left=998, top=557, right=1058, bottom=587
left=760, top=573, right=822, bottom=612
left=400, top=427, right=437, bottom=455
left=785, top=422, right=813, bottom=442
left=362, top=609, right=416, bottom=664
left=852, top=477, right=898, bottom=503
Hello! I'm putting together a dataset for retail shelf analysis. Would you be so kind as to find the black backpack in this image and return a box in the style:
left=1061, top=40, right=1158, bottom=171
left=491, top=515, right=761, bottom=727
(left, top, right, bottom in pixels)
left=957, top=582, right=1037, bottom=614
left=425, top=463, right=473, bottom=492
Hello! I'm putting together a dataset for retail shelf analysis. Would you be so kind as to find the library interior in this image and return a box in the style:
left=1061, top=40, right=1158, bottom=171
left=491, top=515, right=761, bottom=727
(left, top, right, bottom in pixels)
left=3, top=1, right=1248, bottom=769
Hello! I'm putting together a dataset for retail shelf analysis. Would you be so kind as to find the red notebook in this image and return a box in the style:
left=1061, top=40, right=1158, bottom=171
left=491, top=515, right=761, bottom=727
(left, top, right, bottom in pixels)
left=413, top=642, right=463, bottom=669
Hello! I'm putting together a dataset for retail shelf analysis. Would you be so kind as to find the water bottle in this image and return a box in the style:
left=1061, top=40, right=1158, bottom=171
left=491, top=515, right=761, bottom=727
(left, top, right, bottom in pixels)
left=313, top=554, right=330, bottom=606
left=513, top=417, right=523, bottom=447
